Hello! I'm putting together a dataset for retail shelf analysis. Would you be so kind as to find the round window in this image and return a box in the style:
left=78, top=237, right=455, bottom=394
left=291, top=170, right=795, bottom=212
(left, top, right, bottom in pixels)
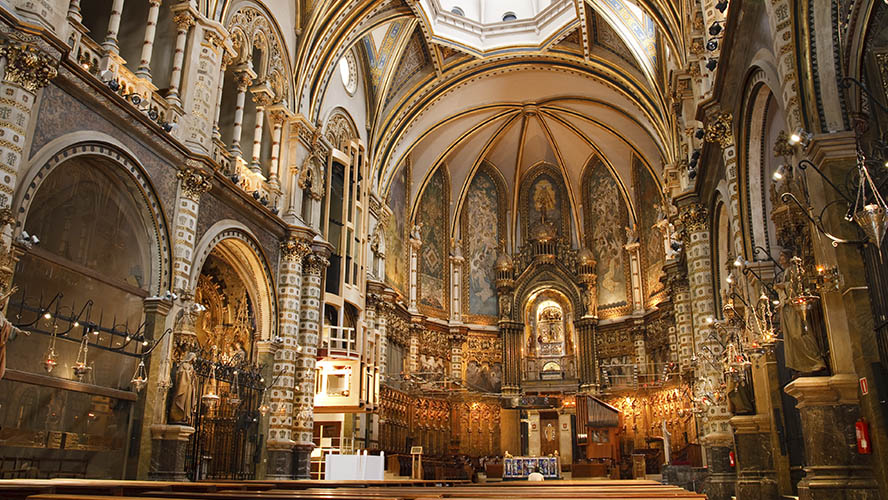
left=338, top=53, right=357, bottom=95
left=502, top=12, right=517, bottom=21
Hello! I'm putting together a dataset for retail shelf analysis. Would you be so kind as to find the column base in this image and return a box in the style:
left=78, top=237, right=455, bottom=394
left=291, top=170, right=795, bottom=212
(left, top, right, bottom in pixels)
left=785, top=375, right=881, bottom=500
left=148, top=424, right=195, bottom=481
left=294, top=445, right=313, bottom=479
left=731, top=416, right=778, bottom=500
left=701, top=444, right=736, bottom=500
left=266, top=448, right=295, bottom=480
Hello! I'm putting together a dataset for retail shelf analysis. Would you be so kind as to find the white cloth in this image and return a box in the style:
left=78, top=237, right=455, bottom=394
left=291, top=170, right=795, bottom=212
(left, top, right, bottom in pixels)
left=527, top=472, right=545, bottom=482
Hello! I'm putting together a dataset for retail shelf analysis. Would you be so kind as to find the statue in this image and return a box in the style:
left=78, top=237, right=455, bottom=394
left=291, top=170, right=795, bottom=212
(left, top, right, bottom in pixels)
left=584, top=283, right=598, bottom=318
left=410, top=223, right=422, bottom=241
left=169, top=352, right=198, bottom=424
left=499, top=294, right=511, bottom=319
left=775, top=250, right=826, bottom=373
left=0, top=287, right=25, bottom=381
left=625, top=225, right=638, bottom=245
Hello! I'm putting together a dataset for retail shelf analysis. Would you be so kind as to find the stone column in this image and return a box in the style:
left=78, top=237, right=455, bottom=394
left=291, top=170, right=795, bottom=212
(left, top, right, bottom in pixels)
left=499, top=321, right=522, bottom=396
left=575, top=317, right=598, bottom=394
left=731, top=414, right=778, bottom=499
left=212, top=55, right=230, bottom=142
left=450, top=244, right=464, bottom=323
left=293, top=250, right=329, bottom=478
left=166, top=10, right=195, bottom=107
left=0, top=41, right=58, bottom=223
left=267, top=111, right=284, bottom=191
left=266, top=236, right=311, bottom=479
left=171, top=166, right=211, bottom=294
left=101, top=0, right=126, bottom=55
left=228, top=67, right=254, bottom=158
left=135, top=296, right=172, bottom=479
left=408, top=231, right=421, bottom=314
left=449, top=327, right=466, bottom=381
left=249, top=100, right=267, bottom=174
left=664, top=261, right=693, bottom=370
left=149, top=425, right=195, bottom=481
left=408, top=321, right=422, bottom=374
left=625, top=240, right=644, bottom=313
left=784, top=376, right=880, bottom=500
left=678, top=200, right=734, bottom=500
left=135, top=0, right=162, bottom=81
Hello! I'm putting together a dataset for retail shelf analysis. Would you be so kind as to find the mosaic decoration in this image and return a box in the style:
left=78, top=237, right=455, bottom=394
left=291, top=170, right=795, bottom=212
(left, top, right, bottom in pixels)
left=583, top=159, right=629, bottom=309
left=520, top=164, right=570, bottom=241
left=598, top=0, right=657, bottom=64
left=462, top=166, right=504, bottom=319
left=385, top=28, right=431, bottom=107
left=360, top=20, right=406, bottom=94
left=632, top=155, right=665, bottom=305
left=385, top=161, right=409, bottom=296
left=418, top=167, right=448, bottom=315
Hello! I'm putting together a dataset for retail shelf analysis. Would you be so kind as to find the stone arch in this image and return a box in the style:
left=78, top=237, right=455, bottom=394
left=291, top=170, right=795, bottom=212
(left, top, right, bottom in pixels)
left=324, top=107, right=359, bottom=152
left=190, top=221, right=278, bottom=341
left=511, top=266, right=585, bottom=323
left=17, top=135, right=171, bottom=295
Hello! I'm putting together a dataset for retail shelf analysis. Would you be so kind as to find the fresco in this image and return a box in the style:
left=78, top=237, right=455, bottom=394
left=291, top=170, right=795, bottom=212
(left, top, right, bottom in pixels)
left=385, top=162, right=408, bottom=296
left=522, top=165, right=569, bottom=240
left=418, top=167, right=448, bottom=313
left=463, top=168, right=501, bottom=318
left=633, top=156, right=665, bottom=304
left=465, top=360, right=503, bottom=394
left=584, top=160, right=629, bottom=308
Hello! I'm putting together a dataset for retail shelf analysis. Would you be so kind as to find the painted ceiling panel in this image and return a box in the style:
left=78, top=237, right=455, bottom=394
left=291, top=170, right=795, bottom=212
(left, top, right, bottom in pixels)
left=518, top=115, right=559, bottom=178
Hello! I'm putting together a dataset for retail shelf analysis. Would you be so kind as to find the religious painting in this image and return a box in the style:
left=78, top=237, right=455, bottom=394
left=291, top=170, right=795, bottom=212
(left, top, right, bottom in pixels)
left=520, top=164, right=570, bottom=242
left=465, top=360, right=503, bottom=394
left=462, top=164, right=505, bottom=321
left=583, top=158, right=629, bottom=312
left=418, top=166, right=448, bottom=315
left=385, top=161, right=408, bottom=296
left=632, top=155, right=665, bottom=305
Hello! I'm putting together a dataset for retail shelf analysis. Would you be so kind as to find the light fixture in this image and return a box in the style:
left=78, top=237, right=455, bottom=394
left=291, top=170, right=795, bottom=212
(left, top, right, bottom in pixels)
left=706, top=58, right=718, bottom=71
left=73, top=335, right=92, bottom=380
left=788, top=128, right=812, bottom=147
left=709, top=22, right=723, bottom=36
left=130, top=359, right=148, bottom=392
left=715, top=0, right=728, bottom=13
left=733, top=256, right=744, bottom=268
left=706, top=38, right=719, bottom=51
left=772, top=165, right=785, bottom=181
left=43, top=311, right=51, bottom=320
left=853, top=149, right=888, bottom=249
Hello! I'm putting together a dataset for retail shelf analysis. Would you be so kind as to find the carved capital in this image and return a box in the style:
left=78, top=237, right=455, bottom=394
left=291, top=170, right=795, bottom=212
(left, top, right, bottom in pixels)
left=0, top=208, right=14, bottom=228
left=703, top=112, right=734, bottom=148
left=234, top=72, right=253, bottom=92
left=679, top=203, right=709, bottom=233
left=0, top=40, right=58, bottom=92
left=173, top=11, right=196, bottom=32
left=303, top=253, right=329, bottom=276
left=280, top=238, right=311, bottom=262
left=773, top=130, right=795, bottom=158
left=177, top=168, right=212, bottom=201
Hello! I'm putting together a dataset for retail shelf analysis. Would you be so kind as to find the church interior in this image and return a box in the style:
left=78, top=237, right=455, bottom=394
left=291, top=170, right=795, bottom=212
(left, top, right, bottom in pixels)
left=0, top=0, right=887, bottom=499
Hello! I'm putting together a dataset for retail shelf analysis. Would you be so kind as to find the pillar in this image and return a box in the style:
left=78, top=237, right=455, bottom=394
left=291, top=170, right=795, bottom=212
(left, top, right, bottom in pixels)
left=266, top=236, right=312, bottom=479
left=408, top=321, right=422, bottom=374
left=101, top=0, right=126, bottom=55
left=135, top=296, right=172, bottom=479
left=135, top=0, right=162, bottom=81
left=212, top=55, right=230, bottom=141
left=166, top=10, right=195, bottom=107
left=449, top=327, right=466, bottom=381
left=267, top=113, right=284, bottom=191
left=293, top=250, right=329, bottom=478
left=408, top=231, right=421, bottom=314
left=249, top=103, right=266, bottom=174
left=625, top=240, right=644, bottom=313
left=678, top=200, right=734, bottom=500
left=664, top=261, right=693, bottom=370
left=575, top=317, right=598, bottom=394
left=229, top=69, right=253, bottom=158
left=171, top=166, right=211, bottom=294
left=500, top=321, right=522, bottom=396
left=450, top=244, right=464, bottom=323
left=0, top=41, right=58, bottom=245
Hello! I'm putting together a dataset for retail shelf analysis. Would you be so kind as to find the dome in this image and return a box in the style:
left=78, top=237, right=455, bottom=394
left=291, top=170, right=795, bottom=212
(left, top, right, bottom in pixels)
left=531, top=221, right=557, bottom=242
left=496, top=252, right=514, bottom=270
left=577, top=247, right=596, bottom=267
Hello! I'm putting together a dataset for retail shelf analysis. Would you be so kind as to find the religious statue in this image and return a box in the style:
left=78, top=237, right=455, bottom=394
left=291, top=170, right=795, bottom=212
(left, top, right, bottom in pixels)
left=169, top=352, right=198, bottom=424
left=0, top=287, right=25, bottom=381
left=625, top=225, right=638, bottom=245
left=499, top=294, right=511, bottom=319
left=775, top=250, right=826, bottom=373
left=726, top=374, right=755, bottom=415
left=410, top=223, right=423, bottom=241
left=584, top=284, right=599, bottom=318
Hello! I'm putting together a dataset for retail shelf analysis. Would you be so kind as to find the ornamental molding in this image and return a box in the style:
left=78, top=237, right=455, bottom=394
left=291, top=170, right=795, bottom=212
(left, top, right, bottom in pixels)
left=678, top=203, right=708, bottom=233
left=280, top=238, right=312, bottom=262
left=703, top=112, right=734, bottom=148
left=0, top=40, right=58, bottom=92
left=177, top=167, right=212, bottom=201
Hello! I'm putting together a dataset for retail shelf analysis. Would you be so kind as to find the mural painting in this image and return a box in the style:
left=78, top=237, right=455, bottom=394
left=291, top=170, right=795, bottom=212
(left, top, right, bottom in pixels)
left=463, top=166, right=503, bottom=319
left=633, top=156, right=665, bottom=305
left=385, top=161, right=408, bottom=296
left=583, top=159, right=629, bottom=309
left=521, top=164, right=569, bottom=240
left=418, top=166, right=448, bottom=314
left=463, top=335, right=503, bottom=394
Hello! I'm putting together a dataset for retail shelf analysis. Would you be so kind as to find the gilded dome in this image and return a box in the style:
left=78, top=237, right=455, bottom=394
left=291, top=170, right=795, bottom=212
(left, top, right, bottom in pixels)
left=577, top=247, right=596, bottom=267
left=496, top=252, right=514, bottom=270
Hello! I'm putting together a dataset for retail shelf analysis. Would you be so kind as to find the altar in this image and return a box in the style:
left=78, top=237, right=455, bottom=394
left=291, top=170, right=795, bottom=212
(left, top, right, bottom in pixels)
left=503, top=456, right=561, bottom=479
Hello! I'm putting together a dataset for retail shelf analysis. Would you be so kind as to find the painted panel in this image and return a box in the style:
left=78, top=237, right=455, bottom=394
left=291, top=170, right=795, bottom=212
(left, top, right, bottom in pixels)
left=418, top=167, right=448, bottom=314
left=464, top=169, right=501, bottom=317
left=520, top=165, right=570, bottom=241
left=385, top=163, right=408, bottom=296
left=584, top=163, right=629, bottom=308
left=633, top=156, right=665, bottom=305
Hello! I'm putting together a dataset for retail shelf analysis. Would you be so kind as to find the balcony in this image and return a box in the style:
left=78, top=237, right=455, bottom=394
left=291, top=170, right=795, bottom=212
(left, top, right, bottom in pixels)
left=320, top=325, right=360, bottom=360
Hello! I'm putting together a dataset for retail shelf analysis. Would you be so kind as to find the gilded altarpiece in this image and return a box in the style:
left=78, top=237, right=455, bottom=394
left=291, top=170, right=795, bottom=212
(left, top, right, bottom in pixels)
left=582, top=158, right=631, bottom=317
left=462, top=334, right=503, bottom=394
left=385, top=160, right=409, bottom=297
left=461, top=164, right=507, bottom=323
left=417, top=166, right=449, bottom=316
left=632, top=156, right=665, bottom=307
left=520, top=163, right=571, bottom=241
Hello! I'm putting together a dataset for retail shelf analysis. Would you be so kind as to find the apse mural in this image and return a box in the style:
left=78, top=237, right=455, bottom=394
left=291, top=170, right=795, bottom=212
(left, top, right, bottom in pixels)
left=418, top=166, right=448, bottom=314
left=633, top=156, right=665, bottom=304
left=520, top=164, right=570, bottom=241
left=462, top=165, right=504, bottom=319
left=583, top=159, right=629, bottom=310
left=385, top=161, right=408, bottom=296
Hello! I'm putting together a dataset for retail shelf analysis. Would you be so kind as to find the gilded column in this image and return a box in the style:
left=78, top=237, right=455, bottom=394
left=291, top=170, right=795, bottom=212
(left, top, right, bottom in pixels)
left=293, top=250, right=329, bottom=478
left=166, top=10, right=195, bottom=107
left=267, top=236, right=311, bottom=479
left=679, top=200, right=734, bottom=500
left=135, top=0, right=162, bottom=81
left=625, top=238, right=644, bottom=313
left=499, top=321, right=522, bottom=396
left=575, top=317, right=598, bottom=394
left=171, top=165, right=211, bottom=294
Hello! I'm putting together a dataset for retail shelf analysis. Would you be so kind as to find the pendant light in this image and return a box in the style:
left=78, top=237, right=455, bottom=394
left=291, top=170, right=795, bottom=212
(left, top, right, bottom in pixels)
left=130, top=359, right=148, bottom=392
left=853, top=148, right=888, bottom=250
left=73, top=335, right=92, bottom=380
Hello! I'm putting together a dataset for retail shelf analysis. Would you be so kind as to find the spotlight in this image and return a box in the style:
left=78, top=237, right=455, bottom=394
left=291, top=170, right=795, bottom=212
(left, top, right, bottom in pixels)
left=29, top=234, right=39, bottom=245
left=726, top=274, right=734, bottom=284
left=123, top=93, right=141, bottom=105
left=788, top=128, right=811, bottom=146
left=148, top=108, right=159, bottom=120
left=715, top=0, right=728, bottom=13
left=706, top=58, right=718, bottom=71
left=733, top=256, right=744, bottom=268
left=709, top=22, right=723, bottom=36
left=695, top=129, right=705, bottom=139
left=689, top=158, right=698, bottom=168
left=691, top=150, right=700, bottom=160
left=688, top=167, right=697, bottom=179
left=43, top=311, right=51, bottom=320
left=73, top=321, right=80, bottom=327
left=142, top=339, right=149, bottom=346
left=252, top=191, right=261, bottom=200
left=706, top=38, right=719, bottom=51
